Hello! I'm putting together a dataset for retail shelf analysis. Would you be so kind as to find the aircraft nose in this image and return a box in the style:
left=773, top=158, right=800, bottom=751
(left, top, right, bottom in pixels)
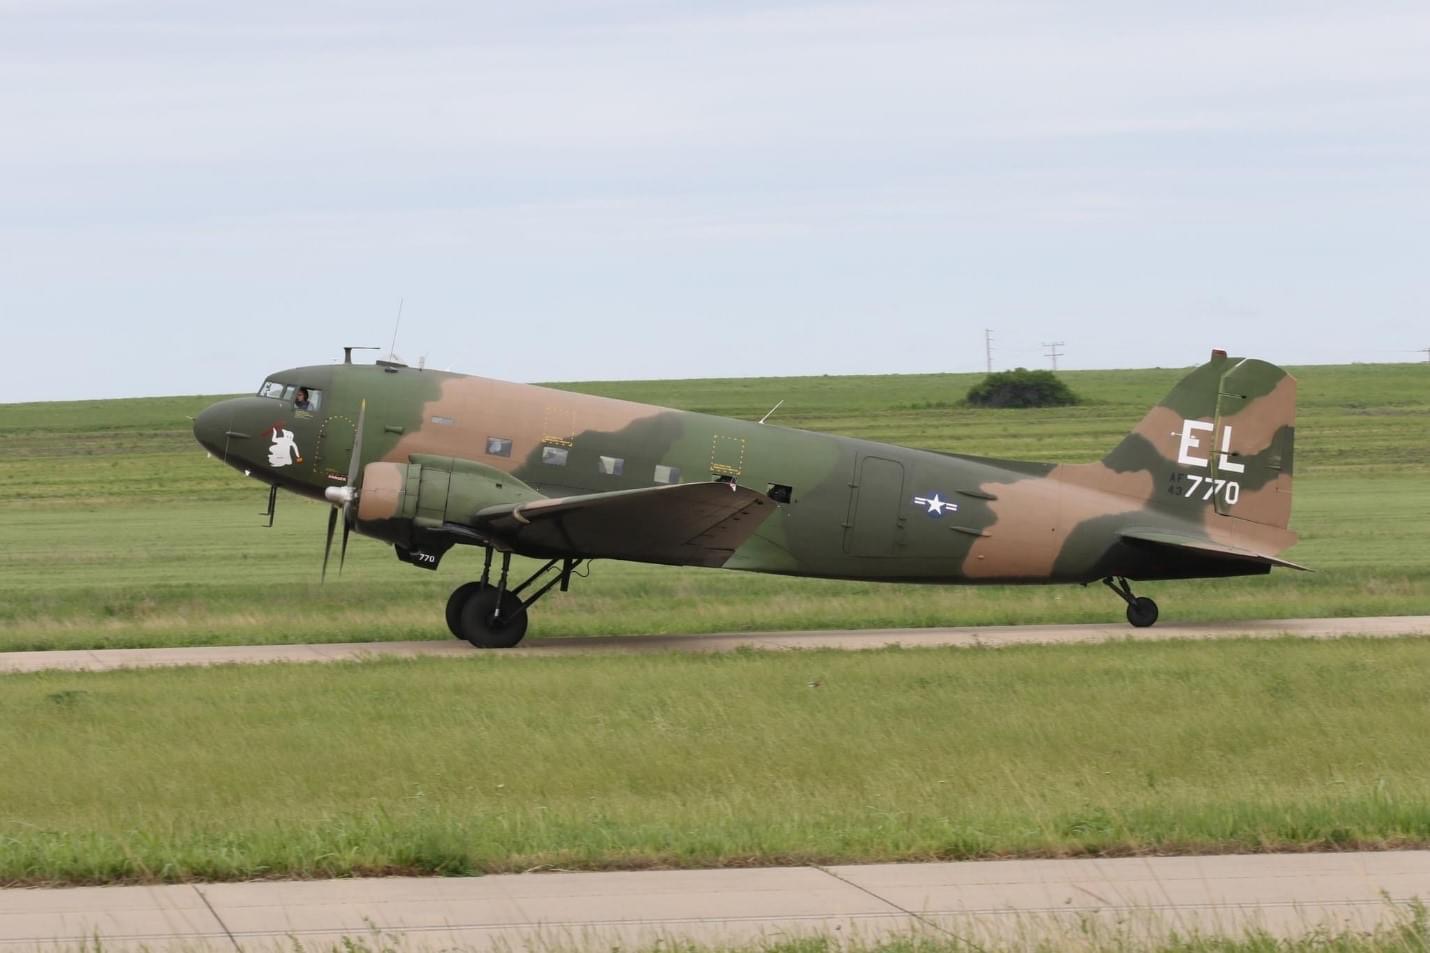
left=193, top=400, right=232, bottom=458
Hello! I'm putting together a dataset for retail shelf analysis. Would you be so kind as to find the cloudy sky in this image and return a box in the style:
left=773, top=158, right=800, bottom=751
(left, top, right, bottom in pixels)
left=1, top=0, right=1426, bottom=402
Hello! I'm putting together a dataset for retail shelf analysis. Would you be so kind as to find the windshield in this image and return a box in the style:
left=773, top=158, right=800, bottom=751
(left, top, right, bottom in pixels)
left=257, top=380, right=323, bottom=411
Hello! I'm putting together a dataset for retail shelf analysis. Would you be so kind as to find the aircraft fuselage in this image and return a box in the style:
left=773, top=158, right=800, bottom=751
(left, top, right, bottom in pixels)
left=193, top=359, right=1296, bottom=589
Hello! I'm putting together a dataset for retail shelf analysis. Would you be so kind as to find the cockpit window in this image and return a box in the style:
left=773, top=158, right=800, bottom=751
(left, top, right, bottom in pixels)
left=294, top=387, right=322, bottom=411
left=257, top=381, right=322, bottom=411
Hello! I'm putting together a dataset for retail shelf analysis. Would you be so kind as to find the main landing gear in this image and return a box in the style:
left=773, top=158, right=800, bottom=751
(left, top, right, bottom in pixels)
left=445, top=548, right=584, bottom=648
left=1103, top=576, right=1159, bottom=628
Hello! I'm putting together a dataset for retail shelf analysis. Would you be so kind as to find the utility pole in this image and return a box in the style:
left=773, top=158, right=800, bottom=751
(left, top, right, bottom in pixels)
left=984, top=329, right=994, bottom=373
left=1421, top=346, right=1430, bottom=363
left=1043, top=341, right=1065, bottom=371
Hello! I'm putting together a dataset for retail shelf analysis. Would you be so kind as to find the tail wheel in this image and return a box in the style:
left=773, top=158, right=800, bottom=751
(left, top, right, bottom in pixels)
left=458, top=588, right=529, bottom=648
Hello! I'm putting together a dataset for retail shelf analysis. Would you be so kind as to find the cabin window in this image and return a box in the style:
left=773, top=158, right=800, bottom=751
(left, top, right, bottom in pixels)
left=542, top=446, right=569, bottom=467
left=281, top=385, right=296, bottom=401
left=768, top=483, right=793, bottom=503
left=598, top=455, right=624, bottom=477
left=257, top=381, right=286, bottom=399
left=486, top=437, right=512, bottom=457
left=653, top=464, right=681, bottom=485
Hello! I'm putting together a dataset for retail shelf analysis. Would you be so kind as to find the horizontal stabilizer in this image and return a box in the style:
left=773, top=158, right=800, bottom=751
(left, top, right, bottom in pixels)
left=470, top=482, right=776, bottom=567
left=1120, top=528, right=1310, bottom=571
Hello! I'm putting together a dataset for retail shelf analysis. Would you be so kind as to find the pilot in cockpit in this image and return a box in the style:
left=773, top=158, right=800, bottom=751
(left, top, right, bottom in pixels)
left=294, top=387, right=312, bottom=411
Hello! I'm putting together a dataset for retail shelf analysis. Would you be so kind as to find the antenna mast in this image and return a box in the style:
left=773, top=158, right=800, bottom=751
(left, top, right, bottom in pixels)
left=343, top=346, right=381, bottom=364
left=388, top=298, right=404, bottom=361
left=1042, top=341, right=1065, bottom=371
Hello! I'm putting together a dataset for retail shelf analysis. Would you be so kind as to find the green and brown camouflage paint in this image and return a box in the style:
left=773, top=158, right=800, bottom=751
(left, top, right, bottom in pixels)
left=192, top=352, right=1299, bottom=586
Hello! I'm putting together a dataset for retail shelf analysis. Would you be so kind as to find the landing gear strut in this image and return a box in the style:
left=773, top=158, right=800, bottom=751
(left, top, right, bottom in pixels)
left=1103, top=576, right=1159, bottom=628
left=445, top=549, right=584, bottom=648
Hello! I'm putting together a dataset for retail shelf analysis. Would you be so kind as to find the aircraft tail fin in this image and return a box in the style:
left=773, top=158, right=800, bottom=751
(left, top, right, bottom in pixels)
left=1102, top=351, right=1296, bottom=531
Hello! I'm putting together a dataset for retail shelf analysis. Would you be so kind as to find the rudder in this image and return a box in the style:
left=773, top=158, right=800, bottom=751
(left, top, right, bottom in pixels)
left=1102, top=351, right=1296, bottom=530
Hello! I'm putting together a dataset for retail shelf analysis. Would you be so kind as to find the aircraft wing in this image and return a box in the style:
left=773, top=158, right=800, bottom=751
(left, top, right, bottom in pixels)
left=467, top=482, right=777, bottom=568
left=1120, top=528, right=1311, bottom=571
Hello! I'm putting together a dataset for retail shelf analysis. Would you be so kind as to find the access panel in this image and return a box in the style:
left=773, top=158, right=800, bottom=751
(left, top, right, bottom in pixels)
left=844, top=456, right=905, bottom=556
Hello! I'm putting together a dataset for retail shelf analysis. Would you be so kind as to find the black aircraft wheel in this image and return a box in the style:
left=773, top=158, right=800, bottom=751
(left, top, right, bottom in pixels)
left=458, top=588, right=529, bottom=649
left=1126, top=596, right=1159, bottom=628
left=445, top=582, right=486, bottom=639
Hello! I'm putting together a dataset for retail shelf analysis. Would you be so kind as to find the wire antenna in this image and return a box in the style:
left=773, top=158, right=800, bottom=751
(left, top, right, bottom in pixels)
left=758, top=400, right=784, bottom=425
left=387, top=298, right=404, bottom=362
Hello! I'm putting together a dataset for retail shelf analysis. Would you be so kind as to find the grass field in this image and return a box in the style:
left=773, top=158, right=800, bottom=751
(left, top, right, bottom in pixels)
left=0, top=362, right=1428, bottom=891
left=298, top=920, right=1430, bottom=953
left=0, top=362, right=1427, bottom=651
left=34, top=915, right=1430, bottom=953
left=307, top=922, right=1430, bottom=953
left=2, top=637, right=1430, bottom=886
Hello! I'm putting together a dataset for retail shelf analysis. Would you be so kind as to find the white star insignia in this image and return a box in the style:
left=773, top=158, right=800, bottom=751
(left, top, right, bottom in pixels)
left=912, top=493, right=959, bottom=517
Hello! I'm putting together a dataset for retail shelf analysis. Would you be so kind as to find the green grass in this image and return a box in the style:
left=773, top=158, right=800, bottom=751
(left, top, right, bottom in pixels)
left=1, top=365, right=1427, bottom=891
left=0, top=474, right=1425, bottom=652
left=255, top=909, right=1430, bottom=953
left=0, top=363, right=1427, bottom=651
left=41, top=911, right=1430, bottom=953
left=588, top=924, right=1430, bottom=953
left=3, top=363, right=1426, bottom=506
left=2, top=637, right=1430, bottom=886
left=554, top=363, right=1430, bottom=475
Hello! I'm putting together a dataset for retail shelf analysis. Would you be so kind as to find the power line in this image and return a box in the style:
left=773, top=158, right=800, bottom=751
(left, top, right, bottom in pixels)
left=1042, top=341, right=1065, bottom=371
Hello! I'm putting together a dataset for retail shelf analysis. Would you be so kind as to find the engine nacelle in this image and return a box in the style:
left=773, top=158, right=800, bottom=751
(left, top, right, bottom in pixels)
left=355, top=454, right=544, bottom=552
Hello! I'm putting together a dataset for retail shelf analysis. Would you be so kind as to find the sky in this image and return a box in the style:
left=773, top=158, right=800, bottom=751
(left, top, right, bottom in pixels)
left=1, top=0, right=1426, bottom=402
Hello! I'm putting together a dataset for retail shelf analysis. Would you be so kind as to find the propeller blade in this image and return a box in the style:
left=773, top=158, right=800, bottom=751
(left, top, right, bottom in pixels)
left=347, top=400, right=366, bottom=489
left=339, top=519, right=351, bottom=575
left=321, top=505, right=338, bottom=582
left=326, top=399, right=366, bottom=582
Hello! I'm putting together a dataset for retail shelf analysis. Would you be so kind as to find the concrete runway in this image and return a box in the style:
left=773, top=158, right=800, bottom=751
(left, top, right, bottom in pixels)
left=3, top=852, right=1427, bottom=951
left=2, top=616, right=1427, bottom=674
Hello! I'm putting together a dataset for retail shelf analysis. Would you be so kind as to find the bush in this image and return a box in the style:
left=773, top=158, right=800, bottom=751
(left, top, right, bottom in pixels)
left=965, top=368, right=1080, bottom=408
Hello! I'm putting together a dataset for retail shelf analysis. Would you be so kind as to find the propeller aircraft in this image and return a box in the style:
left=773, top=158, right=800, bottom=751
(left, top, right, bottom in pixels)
left=193, top=349, right=1304, bottom=648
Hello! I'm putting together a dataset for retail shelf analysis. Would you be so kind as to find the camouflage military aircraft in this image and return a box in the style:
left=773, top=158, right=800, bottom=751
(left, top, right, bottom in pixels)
left=192, top=349, right=1303, bottom=647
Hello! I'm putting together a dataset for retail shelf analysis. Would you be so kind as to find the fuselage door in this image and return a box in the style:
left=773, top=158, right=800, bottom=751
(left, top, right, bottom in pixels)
left=844, top=455, right=906, bottom=556
left=315, top=411, right=356, bottom=484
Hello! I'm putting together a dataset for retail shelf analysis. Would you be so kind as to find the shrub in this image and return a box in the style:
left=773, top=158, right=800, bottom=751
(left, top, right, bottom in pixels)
left=965, top=368, right=1080, bottom=408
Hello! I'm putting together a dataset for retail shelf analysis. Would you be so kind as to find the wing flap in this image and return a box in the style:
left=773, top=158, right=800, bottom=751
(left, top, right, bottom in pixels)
left=1120, top=528, right=1310, bottom=571
left=471, top=482, right=776, bottom=567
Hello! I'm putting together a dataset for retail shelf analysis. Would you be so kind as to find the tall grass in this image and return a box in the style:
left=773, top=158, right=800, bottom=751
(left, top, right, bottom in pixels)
left=290, top=913, right=1430, bottom=953
left=2, top=637, right=1429, bottom=885
left=0, top=474, right=1424, bottom=651
left=0, top=364, right=1426, bottom=651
